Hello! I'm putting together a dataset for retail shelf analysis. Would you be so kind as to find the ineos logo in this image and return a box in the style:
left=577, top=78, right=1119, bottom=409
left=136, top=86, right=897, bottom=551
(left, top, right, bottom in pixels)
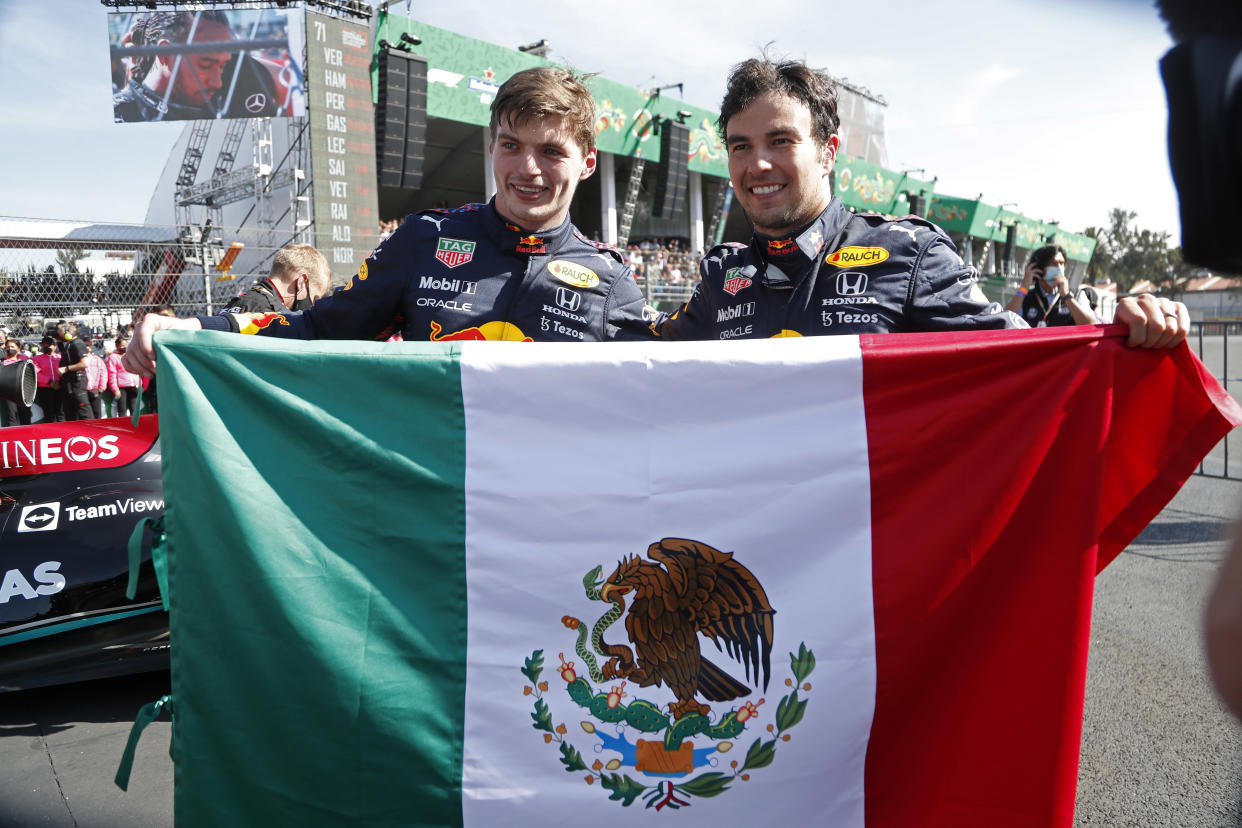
left=245, top=93, right=267, bottom=113
left=555, top=287, right=581, bottom=312
left=836, top=272, right=869, bottom=296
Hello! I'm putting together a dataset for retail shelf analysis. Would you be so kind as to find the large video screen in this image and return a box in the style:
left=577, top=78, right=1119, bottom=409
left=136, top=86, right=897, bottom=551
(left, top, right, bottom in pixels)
left=109, top=8, right=306, bottom=123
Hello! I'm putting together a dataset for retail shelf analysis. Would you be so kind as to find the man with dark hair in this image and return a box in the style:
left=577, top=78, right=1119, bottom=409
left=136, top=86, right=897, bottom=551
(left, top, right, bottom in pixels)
left=55, top=321, right=92, bottom=421
left=659, top=57, right=1187, bottom=346
left=1005, top=244, right=1097, bottom=327
left=113, top=10, right=279, bottom=122
left=124, top=66, right=653, bottom=375
left=222, top=244, right=332, bottom=314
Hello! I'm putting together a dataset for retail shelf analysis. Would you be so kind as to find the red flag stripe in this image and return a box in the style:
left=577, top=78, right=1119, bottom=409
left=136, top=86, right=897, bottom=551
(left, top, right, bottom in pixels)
left=859, top=325, right=1241, bottom=827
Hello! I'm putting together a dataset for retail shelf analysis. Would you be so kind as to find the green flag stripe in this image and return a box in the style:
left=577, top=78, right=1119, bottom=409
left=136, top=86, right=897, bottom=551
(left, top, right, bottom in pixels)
left=156, top=333, right=468, bottom=827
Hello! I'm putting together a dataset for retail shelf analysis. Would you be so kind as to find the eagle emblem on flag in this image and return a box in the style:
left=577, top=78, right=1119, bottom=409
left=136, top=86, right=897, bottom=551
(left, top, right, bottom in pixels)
left=522, top=538, right=816, bottom=810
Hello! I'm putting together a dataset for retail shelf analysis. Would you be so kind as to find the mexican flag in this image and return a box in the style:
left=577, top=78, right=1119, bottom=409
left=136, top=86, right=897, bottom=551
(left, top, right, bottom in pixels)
left=145, top=326, right=1238, bottom=827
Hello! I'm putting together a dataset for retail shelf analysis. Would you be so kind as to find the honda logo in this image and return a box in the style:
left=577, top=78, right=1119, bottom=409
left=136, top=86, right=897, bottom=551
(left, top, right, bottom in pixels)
left=836, top=271, right=868, bottom=296
left=555, top=287, right=581, bottom=312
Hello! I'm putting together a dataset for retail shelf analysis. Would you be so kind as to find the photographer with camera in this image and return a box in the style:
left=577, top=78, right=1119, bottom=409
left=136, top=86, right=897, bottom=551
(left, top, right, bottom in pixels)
left=1005, top=244, right=1098, bottom=327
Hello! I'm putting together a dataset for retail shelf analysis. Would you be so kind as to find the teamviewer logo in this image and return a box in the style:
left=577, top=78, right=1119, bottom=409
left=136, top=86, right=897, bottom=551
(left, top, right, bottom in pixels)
left=18, top=502, right=60, bottom=533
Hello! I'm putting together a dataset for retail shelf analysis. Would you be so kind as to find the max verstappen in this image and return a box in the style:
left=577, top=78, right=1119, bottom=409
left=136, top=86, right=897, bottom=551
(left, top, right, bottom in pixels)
left=124, top=66, right=652, bottom=376
left=657, top=56, right=1189, bottom=348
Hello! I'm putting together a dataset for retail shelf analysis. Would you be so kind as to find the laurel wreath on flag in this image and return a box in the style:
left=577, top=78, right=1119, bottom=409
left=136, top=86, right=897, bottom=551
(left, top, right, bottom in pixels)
left=521, top=643, right=816, bottom=811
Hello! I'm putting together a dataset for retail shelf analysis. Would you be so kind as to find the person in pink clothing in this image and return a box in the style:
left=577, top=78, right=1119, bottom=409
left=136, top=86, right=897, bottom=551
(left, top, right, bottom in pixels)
left=107, top=337, right=143, bottom=417
left=30, top=335, right=62, bottom=423
left=85, top=349, right=107, bottom=419
left=2, top=338, right=32, bottom=427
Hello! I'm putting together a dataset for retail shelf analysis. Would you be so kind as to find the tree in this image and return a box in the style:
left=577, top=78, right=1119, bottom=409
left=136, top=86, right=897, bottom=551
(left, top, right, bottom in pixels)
left=1084, top=208, right=1203, bottom=296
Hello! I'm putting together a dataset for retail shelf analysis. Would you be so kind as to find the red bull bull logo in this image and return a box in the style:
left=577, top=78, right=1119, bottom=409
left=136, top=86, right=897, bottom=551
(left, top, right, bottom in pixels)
left=516, top=235, right=547, bottom=255
left=766, top=238, right=796, bottom=255
left=429, top=320, right=534, bottom=342
left=237, top=312, right=290, bottom=335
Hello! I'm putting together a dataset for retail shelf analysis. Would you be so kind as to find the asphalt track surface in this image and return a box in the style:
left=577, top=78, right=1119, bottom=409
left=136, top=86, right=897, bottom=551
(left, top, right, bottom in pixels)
left=2, top=477, right=1241, bottom=826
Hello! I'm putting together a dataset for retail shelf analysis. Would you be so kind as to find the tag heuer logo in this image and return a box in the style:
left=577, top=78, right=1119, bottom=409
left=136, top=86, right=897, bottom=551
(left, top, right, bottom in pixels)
left=722, top=267, right=752, bottom=296
left=436, top=238, right=477, bottom=269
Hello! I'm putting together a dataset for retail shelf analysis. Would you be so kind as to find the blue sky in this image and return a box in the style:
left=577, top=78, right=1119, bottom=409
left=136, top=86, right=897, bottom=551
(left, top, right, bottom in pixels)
left=0, top=0, right=1178, bottom=240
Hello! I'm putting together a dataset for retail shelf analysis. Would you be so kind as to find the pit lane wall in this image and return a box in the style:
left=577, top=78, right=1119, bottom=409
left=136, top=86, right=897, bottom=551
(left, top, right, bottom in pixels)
left=0, top=416, right=166, bottom=690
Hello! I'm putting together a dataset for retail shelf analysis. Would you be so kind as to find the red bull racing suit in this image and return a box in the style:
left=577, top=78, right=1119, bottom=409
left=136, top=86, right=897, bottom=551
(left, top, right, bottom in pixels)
left=658, top=198, right=1024, bottom=340
left=198, top=200, right=654, bottom=343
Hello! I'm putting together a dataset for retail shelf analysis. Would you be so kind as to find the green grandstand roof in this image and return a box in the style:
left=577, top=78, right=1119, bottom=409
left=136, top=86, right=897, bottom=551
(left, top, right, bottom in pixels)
left=375, top=12, right=1095, bottom=262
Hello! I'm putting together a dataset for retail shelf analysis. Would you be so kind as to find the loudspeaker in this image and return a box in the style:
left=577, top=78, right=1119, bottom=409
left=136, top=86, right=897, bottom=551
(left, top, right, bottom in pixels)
left=1003, top=223, right=1017, bottom=270
left=375, top=49, right=427, bottom=190
left=908, top=194, right=927, bottom=217
left=0, top=359, right=36, bottom=406
left=653, top=121, right=690, bottom=219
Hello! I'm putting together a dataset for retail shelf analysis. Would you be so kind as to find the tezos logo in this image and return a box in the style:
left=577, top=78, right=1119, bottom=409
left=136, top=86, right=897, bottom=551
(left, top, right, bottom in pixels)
left=18, top=502, right=60, bottom=533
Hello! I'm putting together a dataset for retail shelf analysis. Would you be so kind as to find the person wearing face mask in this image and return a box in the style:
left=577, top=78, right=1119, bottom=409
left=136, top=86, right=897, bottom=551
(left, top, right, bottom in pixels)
left=55, top=321, right=93, bottom=421
left=221, top=244, right=332, bottom=315
left=107, top=337, right=143, bottom=417
left=30, top=335, right=62, bottom=423
left=1, top=338, right=32, bottom=427
left=1006, top=244, right=1098, bottom=327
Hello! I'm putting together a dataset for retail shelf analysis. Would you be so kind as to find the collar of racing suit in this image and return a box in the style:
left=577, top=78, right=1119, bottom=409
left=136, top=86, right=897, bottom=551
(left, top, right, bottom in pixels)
left=484, top=199, right=576, bottom=257
left=752, top=198, right=851, bottom=287
left=123, top=78, right=215, bottom=121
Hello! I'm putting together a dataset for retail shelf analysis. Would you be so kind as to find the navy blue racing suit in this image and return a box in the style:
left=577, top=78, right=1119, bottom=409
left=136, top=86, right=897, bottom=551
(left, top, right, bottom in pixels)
left=658, top=198, right=1024, bottom=340
left=200, top=200, right=654, bottom=343
left=1019, top=289, right=1077, bottom=327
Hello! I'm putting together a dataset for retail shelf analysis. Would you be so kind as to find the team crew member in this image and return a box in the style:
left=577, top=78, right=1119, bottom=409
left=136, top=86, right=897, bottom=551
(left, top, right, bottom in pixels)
left=31, top=336, right=61, bottom=423
left=659, top=57, right=1188, bottom=346
left=222, top=244, right=332, bottom=314
left=56, top=321, right=92, bottom=422
left=85, top=348, right=108, bottom=419
left=1006, top=244, right=1098, bottom=327
left=1, top=338, right=32, bottom=427
left=123, top=66, right=653, bottom=376
left=107, top=338, right=143, bottom=417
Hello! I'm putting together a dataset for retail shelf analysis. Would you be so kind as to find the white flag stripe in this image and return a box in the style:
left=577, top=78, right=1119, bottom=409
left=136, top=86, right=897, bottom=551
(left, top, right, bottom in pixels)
left=460, top=338, right=875, bottom=826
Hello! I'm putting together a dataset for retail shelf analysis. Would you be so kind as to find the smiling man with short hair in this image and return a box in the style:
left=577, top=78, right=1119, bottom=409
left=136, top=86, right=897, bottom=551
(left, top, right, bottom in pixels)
left=124, top=66, right=654, bottom=376
left=659, top=56, right=1188, bottom=348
